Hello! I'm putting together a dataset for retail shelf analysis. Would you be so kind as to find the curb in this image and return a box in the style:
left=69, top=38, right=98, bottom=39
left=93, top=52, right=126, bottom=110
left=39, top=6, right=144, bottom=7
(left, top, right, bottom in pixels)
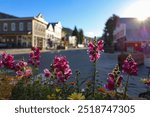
left=0, top=48, right=87, bottom=55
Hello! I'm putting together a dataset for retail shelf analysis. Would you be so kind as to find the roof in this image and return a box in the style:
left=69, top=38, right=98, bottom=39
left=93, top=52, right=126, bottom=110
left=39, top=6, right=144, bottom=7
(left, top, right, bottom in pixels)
left=47, top=23, right=51, bottom=28
left=50, top=22, right=59, bottom=28
left=0, top=12, right=48, bottom=24
left=119, top=18, right=150, bottom=41
left=0, top=12, right=18, bottom=19
left=47, top=23, right=54, bottom=29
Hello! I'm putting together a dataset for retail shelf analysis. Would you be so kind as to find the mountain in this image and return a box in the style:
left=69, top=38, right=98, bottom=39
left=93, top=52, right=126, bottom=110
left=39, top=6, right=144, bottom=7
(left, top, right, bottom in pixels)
left=62, top=27, right=93, bottom=40
left=62, top=27, right=73, bottom=36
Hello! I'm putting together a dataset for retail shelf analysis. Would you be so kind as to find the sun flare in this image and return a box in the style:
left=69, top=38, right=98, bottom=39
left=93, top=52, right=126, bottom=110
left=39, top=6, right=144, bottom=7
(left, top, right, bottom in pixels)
left=124, top=0, right=150, bottom=21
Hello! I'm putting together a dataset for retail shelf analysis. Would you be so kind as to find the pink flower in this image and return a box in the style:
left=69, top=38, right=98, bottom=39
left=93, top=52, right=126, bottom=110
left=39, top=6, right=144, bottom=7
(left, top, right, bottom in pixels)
left=64, top=68, right=72, bottom=76
left=16, top=67, right=32, bottom=78
left=0, top=60, right=3, bottom=68
left=16, top=70, right=24, bottom=76
left=44, top=68, right=51, bottom=77
left=97, top=40, right=104, bottom=52
left=24, top=68, right=32, bottom=77
left=57, top=71, right=63, bottom=78
left=122, top=55, right=138, bottom=76
left=104, top=75, right=115, bottom=90
left=87, top=40, right=104, bottom=62
left=1, top=52, right=15, bottom=69
left=15, top=60, right=27, bottom=71
left=104, top=65, right=123, bottom=90
left=2, top=52, right=7, bottom=59
left=14, top=60, right=32, bottom=78
left=28, top=59, right=34, bottom=65
left=28, top=47, right=40, bottom=67
left=52, top=56, right=72, bottom=82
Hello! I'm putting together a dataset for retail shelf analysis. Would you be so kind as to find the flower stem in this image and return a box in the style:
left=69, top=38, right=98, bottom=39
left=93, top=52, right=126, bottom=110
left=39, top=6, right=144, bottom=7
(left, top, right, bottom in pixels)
left=123, top=75, right=130, bottom=99
left=62, top=82, right=66, bottom=99
left=92, top=61, right=96, bottom=98
left=75, top=71, right=80, bottom=93
left=114, top=86, right=118, bottom=99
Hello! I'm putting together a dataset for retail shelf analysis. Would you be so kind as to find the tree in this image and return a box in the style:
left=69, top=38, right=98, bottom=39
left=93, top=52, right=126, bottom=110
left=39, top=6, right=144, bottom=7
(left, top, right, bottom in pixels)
left=102, top=14, right=119, bottom=47
left=79, top=29, right=84, bottom=44
left=72, top=26, right=79, bottom=46
left=72, top=26, right=78, bottom=36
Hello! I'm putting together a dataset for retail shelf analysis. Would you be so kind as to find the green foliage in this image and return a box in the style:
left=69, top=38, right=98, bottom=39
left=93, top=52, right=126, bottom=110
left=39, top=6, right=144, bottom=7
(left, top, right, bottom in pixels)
left=11, top=79, right=51, bottom=100
left=72, top=26, right=85, bottom=45
left=11, top=76, right=77, bottom=100
left=79, top=29, right=84, bottom=44
left=10, top=73, right=114, bottom=100
left=72, top=26, right=78, bottom=37
left=102, top=14, right=119, bottom=51
left=72, top=26, right=79, bottom=45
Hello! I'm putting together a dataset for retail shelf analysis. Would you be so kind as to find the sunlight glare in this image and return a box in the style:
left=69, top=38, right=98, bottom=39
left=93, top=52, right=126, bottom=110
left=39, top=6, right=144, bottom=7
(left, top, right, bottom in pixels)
left=123, top=0, right=150, bottom=21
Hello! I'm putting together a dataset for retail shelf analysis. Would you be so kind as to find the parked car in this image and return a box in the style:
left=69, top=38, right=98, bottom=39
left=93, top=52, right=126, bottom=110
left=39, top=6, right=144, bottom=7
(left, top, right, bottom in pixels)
left=57, top=45, right=65, bottom=49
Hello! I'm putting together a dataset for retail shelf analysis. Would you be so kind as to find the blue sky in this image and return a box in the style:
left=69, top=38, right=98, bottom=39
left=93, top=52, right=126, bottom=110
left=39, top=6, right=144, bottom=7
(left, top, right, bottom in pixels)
left=0, top=0, right=144, bottom=37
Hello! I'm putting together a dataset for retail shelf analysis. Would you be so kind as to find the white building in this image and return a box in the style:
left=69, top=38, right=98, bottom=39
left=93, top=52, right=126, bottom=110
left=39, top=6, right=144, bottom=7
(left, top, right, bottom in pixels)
left=68, top=36, right=76, bottom=47
left=45, top=22, right=62, bottom=49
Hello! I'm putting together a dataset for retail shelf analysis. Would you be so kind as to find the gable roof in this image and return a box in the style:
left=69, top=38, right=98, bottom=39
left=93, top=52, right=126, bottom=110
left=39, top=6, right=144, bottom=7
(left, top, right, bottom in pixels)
left=47, top=23, right=53, bottom=31
left=50, top=22, right=59, bottom=28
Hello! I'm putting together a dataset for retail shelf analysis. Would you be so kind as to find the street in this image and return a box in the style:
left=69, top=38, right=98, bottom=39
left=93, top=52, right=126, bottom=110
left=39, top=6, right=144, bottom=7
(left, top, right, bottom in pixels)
left=13, top=49, right=149, bottom=97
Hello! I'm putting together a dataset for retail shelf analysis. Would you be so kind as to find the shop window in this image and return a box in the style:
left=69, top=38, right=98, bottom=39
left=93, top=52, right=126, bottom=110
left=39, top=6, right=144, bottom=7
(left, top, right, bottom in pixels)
left=19, top=22, right=24, bottom=31
left=3, top=23, right=8, bottom=31
left=27, top=22, right=32, bottom=31
left=11, top=23, right=16, bottom=31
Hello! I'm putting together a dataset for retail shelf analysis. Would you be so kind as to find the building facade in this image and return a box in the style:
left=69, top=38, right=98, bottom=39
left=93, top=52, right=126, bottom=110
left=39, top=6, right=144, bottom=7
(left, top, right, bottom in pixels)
left=113, top=17, right=150, bottom=53
left=46, top=22, right=62, bottom=49
left=0, top=12, right=62, bottom=49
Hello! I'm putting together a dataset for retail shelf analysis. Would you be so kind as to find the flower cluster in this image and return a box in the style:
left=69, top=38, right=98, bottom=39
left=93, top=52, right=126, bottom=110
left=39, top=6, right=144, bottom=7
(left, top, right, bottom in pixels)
left=104, top=65, right=123, bottom=90
left=15, top=60, right=27, bottom=71
left=122, top=55, right=138, bottom=75
left=51, top=56, right=72, bottom=82
left=87, top=40, right=104, bottom=62
left=141, top=78, right=150, bottom=86
left=28, top=47, right=40, bottom=67
left=15, top=60, right=32, bottom=78
left=0, top=52, right=15, bottom=69
left=44, top=68, right=51, bottom=77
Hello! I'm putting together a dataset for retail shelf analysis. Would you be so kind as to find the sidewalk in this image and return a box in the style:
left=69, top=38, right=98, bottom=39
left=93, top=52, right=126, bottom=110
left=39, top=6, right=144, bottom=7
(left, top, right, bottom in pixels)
left=0, top=48, right=87, bottom=55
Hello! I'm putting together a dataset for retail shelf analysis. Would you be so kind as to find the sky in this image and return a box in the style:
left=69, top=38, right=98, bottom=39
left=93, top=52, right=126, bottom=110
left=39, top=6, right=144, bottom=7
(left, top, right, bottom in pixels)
left=0, top=0, right=150, bottom=37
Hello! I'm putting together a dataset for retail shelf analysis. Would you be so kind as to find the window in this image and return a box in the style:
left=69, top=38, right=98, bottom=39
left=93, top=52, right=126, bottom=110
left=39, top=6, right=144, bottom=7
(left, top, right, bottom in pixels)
left=11, top=39, right=14, bottom=42
left=19, top=22, right=24, bottom=31
left=27, top=22, right=32, bottom=31
left=11, top=23, right=16, bottom=31
left=0, top=38, right=6, bottom=43
left=3, top=23, right=8, bottom=31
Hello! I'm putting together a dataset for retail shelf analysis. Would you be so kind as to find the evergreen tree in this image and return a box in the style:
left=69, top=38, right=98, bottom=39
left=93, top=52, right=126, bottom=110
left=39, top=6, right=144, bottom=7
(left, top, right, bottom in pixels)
left=79, top=29, right=84, bottom=44
left=72, top=26, right=78, bottom=36
left=102, top=14, right=119, bottom=46
left=72, top=26, right=79, bottom=46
